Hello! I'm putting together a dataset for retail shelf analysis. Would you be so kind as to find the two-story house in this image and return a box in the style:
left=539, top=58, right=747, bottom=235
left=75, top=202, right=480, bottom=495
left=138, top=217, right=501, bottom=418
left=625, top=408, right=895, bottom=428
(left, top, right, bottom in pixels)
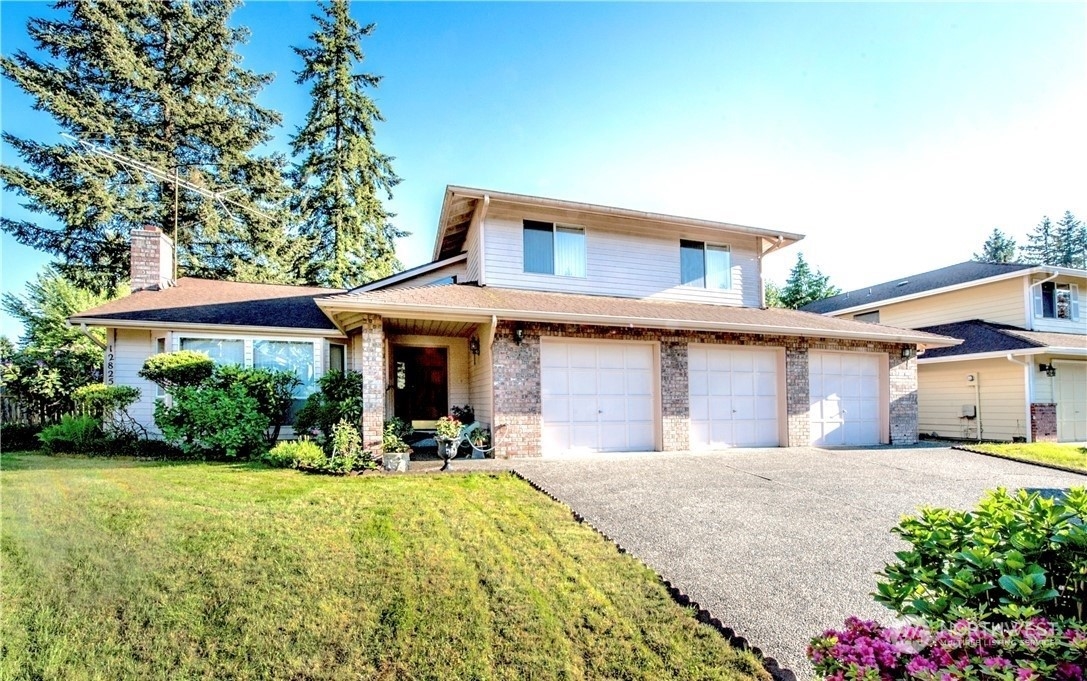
left=803, top=261, right=1086, bottom=443
left=71, top=186, right=956, bottom=457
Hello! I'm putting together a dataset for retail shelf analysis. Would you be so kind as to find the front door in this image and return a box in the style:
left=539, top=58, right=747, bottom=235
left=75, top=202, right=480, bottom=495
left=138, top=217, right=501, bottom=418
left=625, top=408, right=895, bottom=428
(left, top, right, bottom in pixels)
left=393, top=346, right=448, bottom=428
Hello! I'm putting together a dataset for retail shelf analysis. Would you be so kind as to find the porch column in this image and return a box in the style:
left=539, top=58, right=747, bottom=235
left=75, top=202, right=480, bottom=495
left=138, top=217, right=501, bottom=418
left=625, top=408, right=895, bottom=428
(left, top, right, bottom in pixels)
left=660, top=340, right=690, bottom=451
left=889, top=350, right=919, bottom=445
left=359, top=314, right=385, bottom=449
left=492, top=322, right=542, bottom=458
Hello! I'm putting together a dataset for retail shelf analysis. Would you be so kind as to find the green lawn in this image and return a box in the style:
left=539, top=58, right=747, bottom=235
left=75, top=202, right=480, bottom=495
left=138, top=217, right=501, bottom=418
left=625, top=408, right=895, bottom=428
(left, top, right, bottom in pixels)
left=966, top=442, right=1087, bottom=473
left=0, top=453, right=767, bottom=681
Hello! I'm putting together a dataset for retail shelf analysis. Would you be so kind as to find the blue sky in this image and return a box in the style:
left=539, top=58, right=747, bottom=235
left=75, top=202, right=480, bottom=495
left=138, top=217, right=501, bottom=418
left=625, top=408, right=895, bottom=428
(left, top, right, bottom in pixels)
left=2, top=2, right=1085, bottom=339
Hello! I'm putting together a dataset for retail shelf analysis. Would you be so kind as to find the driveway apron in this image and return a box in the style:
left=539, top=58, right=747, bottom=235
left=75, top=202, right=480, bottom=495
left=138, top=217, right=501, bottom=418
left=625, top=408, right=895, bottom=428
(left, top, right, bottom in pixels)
left=511, top=446, right=1085, bottom=679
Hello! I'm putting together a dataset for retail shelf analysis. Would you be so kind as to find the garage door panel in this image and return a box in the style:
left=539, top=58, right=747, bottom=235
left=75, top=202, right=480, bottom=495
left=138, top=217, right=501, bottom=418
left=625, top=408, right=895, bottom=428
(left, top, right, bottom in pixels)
left=1056, top=362, right=1086, bottom=442
left=541, top=341, right=657, bottom=454
left=810, top=352, right=882, bottom=446
left=689, top=346, right=780, bottom=449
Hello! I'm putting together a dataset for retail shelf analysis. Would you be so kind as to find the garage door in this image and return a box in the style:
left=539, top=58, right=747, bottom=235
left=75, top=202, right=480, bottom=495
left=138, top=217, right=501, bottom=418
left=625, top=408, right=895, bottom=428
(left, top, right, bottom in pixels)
left=689, top=345, right=780, bottom=448
left=541, top=340, right=656, bottom=453
left=809, top=351, right=882, bottom=446
left=1056, top=361, right=1086, bottom=442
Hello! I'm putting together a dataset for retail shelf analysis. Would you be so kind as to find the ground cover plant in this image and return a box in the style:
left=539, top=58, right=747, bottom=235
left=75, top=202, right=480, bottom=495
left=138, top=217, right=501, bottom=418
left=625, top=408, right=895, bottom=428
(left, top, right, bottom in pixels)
left=966, top=442, right=1087, bottom=474
left=0, top=453, right=768, bottom=681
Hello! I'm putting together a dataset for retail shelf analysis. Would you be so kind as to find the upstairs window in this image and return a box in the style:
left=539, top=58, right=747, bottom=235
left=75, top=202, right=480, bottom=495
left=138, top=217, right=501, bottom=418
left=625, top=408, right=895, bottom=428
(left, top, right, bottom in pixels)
left=680, top=240, right=731, bottom=289
left=1036, top=282, right=1080, bottom=320
left=523, top=220, right=586, bottom=277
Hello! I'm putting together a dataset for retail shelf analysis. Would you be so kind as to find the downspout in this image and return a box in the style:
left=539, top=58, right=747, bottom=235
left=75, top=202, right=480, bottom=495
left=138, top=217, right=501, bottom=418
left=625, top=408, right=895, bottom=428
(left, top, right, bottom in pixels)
left=75, top=322, right=107, bottom=350
left=1006, top=354, right=1033, bottom=443
left=487, top=314, right=498, bottom=348
left=758, top=236, right=787, bottom=308
left=1029, top=269, right=1061, bottom=327
left=477, top=195, right=490, bottom=286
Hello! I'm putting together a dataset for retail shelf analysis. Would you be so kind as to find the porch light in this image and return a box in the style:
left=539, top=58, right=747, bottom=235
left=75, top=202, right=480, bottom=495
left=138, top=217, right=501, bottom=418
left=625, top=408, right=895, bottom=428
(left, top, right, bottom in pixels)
left=513, top=326, right=525, bottom=345
left=469, top=336, right=480, bottom=356
left=1039, top=363, right=1057, bottom=377
left=901, top=347, right=915, bottom=359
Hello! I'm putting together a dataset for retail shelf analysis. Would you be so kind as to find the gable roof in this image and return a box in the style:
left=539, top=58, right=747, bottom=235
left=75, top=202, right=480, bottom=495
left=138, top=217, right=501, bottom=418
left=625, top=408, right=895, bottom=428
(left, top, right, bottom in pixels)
left=434, top=185, right=806, bottom=261
left=70, top=278, right=344, bottom=333
left=915, top=319, right=1087, bottom=360
left=320, top=283, right=959, bottom=347
left=801, top=261, right=1036, bottom=315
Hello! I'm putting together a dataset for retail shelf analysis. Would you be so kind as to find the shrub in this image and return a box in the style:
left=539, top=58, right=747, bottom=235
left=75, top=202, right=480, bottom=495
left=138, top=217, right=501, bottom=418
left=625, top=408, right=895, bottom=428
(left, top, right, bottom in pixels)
left=154, top=383, right=269, bottom=459
left=329, top=420, right=362, bottom=471
left=37, top=415, right=102, bottom=454
left=72, top=383, right=141, bottom=418
left=138, top=350, right=214, bottom=389
left=382, top=418, right=413, bottom=454
left=294, top=371, right=364, bottom=441
left=808, top=616, right=1087, bottom=681
left=450, top=404, right=475, bottom=424
left=133, top=438, right=187, bottom=460
left=1, top=422, right=42, bottom=450
left=206, top=365, right=301, bottom=443
left=262, top=438, right=323, bottom=469
left=875, top=487, right=1087, bottom=623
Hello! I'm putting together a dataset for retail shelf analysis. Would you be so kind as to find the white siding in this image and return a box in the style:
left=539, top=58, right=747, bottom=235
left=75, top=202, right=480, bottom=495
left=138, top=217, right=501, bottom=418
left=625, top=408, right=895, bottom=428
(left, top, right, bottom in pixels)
left=465, top=213, right=482, bottom=284
left=918, top=358, right=1028, bottom=442
left=379, top=261, right=466, bottom=291
left=869, top=278, right=1026, bottom=328
left=468, top=322, right=494, bottom=428
left=482, top=208, right=762, bottom=307
left=108, top=328, right=162, bottom=436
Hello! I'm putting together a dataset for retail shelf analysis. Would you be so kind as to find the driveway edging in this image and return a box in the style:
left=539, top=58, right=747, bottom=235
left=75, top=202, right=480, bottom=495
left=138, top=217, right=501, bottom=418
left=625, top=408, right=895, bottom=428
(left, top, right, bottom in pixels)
left=951, top=445, right=1087, bottom=477
left=509, top=469, right=798, bottom=681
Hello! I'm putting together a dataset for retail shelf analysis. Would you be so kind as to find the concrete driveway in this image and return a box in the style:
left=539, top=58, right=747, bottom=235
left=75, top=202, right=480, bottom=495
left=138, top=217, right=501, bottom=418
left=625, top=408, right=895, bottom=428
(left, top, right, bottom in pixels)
left=510, top=445, right=1085, bottom=679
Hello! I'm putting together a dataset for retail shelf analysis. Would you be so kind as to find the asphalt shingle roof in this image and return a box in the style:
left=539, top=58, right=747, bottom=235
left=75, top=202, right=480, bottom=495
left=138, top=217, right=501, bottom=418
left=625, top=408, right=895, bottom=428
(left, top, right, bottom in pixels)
left=325, top=283, right=959, bottom=345
left=915, top=319, right=1087, bottom=359
left=71, top=278, right=344, bottom=331
left=801, top=261, right=1035, bottom=314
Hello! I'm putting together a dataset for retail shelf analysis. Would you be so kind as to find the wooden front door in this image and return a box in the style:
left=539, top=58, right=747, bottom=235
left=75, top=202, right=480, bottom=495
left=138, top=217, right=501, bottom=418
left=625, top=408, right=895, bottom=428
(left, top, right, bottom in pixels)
left=393, top=346, right=448, bottom=427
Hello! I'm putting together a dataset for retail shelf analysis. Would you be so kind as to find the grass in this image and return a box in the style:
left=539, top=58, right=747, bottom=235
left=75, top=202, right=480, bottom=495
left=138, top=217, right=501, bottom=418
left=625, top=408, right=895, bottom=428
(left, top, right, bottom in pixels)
left=0, top=453, right=767, bottom=681
left=965, top=442, right=1087, bottom=473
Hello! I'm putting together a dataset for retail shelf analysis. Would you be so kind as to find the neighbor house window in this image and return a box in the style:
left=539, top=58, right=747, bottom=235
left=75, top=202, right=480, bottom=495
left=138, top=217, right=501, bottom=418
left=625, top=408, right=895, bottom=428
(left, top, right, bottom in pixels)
left=523, top=220, right=586, bottom=277
left=680, top=240, right=731, bottom=289
left=1036, top=282, right=1080, bottom=321
left=180, top=338, right=244, bottom=365
left=854, top=311, right=880, bottom=323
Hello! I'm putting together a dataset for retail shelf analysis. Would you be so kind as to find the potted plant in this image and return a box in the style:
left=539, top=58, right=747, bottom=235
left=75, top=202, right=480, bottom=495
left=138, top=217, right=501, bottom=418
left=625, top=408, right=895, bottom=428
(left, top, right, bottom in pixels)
left=468, top=427, right=492, bottom=459
left=382, top=417, right=413, bottom=472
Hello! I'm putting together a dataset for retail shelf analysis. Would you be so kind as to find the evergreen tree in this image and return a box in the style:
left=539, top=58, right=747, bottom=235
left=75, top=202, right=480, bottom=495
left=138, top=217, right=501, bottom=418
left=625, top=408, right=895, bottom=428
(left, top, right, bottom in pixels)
left=1053, top=211, right=1086, bottom=269
left=291, top=0, right=405, bottom=288
left=764, top=281, right=783, bottom=308
left=1020, top=216, right=1059, bottom=266
left=780, top=253, right=842, bottom=309
left=1, top=266, right=120, bottom=350
left=972, top=228, right=1018, bottom=263
left=1, top=0, right=295, bottom=292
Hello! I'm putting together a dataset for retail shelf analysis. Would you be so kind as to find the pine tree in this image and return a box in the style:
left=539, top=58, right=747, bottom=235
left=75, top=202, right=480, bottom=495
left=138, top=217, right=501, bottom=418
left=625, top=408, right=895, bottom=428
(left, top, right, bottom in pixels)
left=972, top=228, right=1018, bottom=263
left=1053, top=211, right=1086, bottom=269
left=1, top=0, right=295, bottom=292
left=291, top=0, right=405, bottom=289
left=1020, top=216, right=1060, bottom=266
left=780, top=253, right=842, bottom=309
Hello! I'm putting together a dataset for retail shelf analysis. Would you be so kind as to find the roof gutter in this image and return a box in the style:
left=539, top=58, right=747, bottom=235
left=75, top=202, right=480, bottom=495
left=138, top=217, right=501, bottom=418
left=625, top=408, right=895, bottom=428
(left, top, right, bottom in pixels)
left=68, top=317, right=347, bottom=338
left=317, top=299, right=959, bottom=347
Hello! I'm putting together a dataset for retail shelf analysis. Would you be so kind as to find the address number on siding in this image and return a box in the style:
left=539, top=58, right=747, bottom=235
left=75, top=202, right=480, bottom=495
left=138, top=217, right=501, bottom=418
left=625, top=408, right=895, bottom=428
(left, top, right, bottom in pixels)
left=106, top=345, right=115, bottom=385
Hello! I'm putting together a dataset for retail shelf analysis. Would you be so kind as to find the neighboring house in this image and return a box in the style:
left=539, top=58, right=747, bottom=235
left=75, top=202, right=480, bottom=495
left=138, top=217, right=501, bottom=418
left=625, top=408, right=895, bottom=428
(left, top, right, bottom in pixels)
left=803, top=261, right=1086, bottom=443
left=71, top=187, right=956, bottom=457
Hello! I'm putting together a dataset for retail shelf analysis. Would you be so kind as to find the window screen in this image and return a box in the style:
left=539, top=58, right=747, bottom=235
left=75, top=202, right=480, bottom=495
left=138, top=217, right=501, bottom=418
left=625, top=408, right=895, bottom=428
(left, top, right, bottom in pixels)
left=523, top=220, right=554, bottom=274
left=680, top=240, right=706, bottom=287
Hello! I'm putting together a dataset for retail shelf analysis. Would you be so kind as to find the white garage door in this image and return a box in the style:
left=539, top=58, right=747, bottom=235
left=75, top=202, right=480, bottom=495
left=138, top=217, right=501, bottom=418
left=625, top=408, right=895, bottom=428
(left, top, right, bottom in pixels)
left=689, top=345, right=780, bottom=448
left=1056, top=361, right=1086, bottom=442
left=541, top=340, right=656, bottom=454
left=809, top=351, right=882, bottom=446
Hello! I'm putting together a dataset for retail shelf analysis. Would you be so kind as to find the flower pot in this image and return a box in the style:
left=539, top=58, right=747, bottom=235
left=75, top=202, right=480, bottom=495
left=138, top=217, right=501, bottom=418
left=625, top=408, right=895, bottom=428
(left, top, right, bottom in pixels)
left=383, top=449, right=411, bottom=472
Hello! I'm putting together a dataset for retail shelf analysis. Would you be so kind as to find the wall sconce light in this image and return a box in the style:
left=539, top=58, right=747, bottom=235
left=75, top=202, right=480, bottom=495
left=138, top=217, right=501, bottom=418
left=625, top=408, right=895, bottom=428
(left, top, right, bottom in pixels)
left=468, top=336, right=480, bottom=356
left=1039, top=363, right=1057, bottom=377
left=901, top=347, right=915, bottom=359
left=513, top=326, right=525, bottom=345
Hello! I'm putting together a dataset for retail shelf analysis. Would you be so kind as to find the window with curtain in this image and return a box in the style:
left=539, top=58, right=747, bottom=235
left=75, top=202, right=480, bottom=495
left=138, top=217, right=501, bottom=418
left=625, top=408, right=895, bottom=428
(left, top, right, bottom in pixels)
left=180, top=338, right=244, bottom=365
left=680, top=240, right=731, bottom=290
left=523, top=220, right=585, bottom=276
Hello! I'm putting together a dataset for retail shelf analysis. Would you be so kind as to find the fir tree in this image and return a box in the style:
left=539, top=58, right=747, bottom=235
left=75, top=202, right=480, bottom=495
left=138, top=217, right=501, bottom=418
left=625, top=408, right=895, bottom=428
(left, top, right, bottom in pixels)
left=1053, top=211, right=1086, bottom=269
left=291, top=0, right=405, bottom=289
left=1020, top=216, right=1059, bottom=266
left=780, top=253, right=842, bottom=309
left=972, top=228, right=1018, bottom=263
left=1, top=0, right=295, bottom=291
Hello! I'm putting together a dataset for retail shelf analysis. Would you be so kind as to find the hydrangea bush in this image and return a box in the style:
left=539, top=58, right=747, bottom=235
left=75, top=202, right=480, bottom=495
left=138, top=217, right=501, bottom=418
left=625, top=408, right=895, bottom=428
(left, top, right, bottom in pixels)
left=808, top=616, right=1086, bottom=681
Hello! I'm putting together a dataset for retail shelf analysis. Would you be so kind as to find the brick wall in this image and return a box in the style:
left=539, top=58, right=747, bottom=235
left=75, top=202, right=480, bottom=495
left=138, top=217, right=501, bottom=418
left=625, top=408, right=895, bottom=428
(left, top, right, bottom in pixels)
left=489, top=321, right=920, bottom=456
left=357, top=314, right=385, bottom=449
left=130, top=226, right=173, bottom=290
left=1030, top=403, right=1057, bottom=442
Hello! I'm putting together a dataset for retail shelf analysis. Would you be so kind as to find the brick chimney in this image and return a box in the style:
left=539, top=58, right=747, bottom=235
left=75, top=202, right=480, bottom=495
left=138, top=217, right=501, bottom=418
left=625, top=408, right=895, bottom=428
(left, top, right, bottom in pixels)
left=130, top=226, right=174, bottom=291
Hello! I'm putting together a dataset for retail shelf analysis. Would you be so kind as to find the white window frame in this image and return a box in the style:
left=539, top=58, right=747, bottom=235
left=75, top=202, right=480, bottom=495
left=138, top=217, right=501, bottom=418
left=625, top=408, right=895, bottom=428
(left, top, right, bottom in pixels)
left=1034, top=282, right=1080, bottom=321
left=680, top=240, right=732, bottom=290
left=522, top=221, right=587, bottom=278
